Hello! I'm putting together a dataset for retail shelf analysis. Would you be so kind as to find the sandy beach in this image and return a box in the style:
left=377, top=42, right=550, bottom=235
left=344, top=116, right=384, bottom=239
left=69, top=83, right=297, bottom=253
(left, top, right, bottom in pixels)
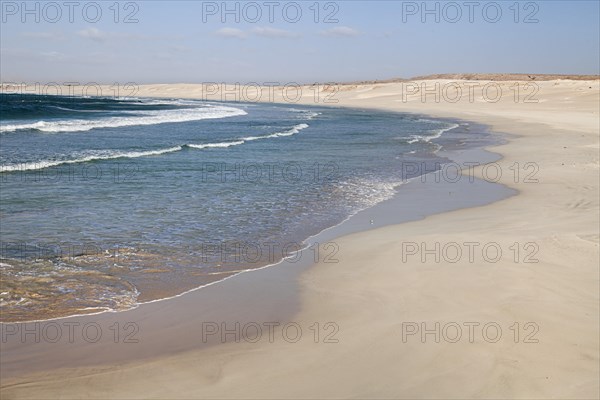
left=1, top=77, right=598, bottom=399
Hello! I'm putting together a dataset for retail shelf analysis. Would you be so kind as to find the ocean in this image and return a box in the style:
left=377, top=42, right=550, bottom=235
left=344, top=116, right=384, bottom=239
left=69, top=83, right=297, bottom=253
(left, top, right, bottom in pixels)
left=0, top=94, right=462, bottom=322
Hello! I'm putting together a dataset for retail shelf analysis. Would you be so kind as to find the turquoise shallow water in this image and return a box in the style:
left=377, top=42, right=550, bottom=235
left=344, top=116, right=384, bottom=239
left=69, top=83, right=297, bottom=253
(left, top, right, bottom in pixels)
left=0, top=94, right=461, bottom=321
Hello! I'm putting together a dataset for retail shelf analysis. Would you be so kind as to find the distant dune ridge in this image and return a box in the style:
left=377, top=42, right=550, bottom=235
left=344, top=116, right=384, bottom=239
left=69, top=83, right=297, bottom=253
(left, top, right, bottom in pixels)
left=410, top=73, right=600, bottom=81
left=331, top=73, right=600, bottom=85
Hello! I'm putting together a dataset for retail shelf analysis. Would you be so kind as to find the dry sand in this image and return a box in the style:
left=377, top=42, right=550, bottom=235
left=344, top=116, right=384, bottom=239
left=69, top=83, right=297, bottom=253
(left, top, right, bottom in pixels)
left=1, top=78, right=598, bottom=399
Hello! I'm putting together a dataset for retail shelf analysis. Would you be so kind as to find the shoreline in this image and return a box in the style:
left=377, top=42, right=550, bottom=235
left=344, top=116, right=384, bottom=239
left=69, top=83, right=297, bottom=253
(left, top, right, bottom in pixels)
left=1, top=79, right=598, bottom=399
left=0, top=104, right=501, bottom=324
left=0, top=111, right=510, bottom=346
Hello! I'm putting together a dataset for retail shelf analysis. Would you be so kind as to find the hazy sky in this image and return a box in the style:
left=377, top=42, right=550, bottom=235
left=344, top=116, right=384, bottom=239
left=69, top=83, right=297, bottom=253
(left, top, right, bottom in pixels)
left=1, top=1, right=599, bottom=83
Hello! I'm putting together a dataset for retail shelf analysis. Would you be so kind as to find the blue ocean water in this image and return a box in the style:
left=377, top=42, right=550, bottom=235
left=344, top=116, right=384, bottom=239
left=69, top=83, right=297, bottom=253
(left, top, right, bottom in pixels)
left=0, top=94, right=459, bottom=321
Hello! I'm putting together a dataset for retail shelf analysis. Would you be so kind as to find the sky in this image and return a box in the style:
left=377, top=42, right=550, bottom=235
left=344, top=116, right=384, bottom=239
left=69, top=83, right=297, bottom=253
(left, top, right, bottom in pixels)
left=1, top=0, right=599, bottom=83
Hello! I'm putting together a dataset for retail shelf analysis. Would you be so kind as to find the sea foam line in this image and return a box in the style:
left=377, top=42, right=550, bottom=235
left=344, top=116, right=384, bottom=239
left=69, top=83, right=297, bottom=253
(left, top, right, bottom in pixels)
left=0, top=147, right=184, bottom=172
left=407, top=123, right=460, bottom=144
left=241, top=123, right=309, bottom=141
left=0, top=105, right=248, bottom=133
left=0, top=124, right=309, bottom=173
left=187, top=140, right=245, bottom=149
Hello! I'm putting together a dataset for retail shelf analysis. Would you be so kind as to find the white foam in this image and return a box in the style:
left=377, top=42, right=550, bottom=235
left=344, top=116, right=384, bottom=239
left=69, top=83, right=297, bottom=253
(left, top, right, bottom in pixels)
left=407, top=123, right=460, bottom=144
left=1, top=146, right=183, bottom=172
left=0, top=105, right=247, bottom=133
left=187, top=141, right=245, bottom=149
left=288, top=108, right=322, bottom=120
left=187, top=123, right=309, bottom=149
left=1, top=124, right=310, bottom=172
left=340, top=176, right=401, bottom=208
left=242, top=123, right=309, bottom=141
left=428, top=123, right=460, bottom=141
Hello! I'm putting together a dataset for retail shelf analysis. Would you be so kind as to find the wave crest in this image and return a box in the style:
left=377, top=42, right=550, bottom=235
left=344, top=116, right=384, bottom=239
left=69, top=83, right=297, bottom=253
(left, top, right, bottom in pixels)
left=1, top=124, right=309, bottom=172
left=0, top=105, right=247, bottom=133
